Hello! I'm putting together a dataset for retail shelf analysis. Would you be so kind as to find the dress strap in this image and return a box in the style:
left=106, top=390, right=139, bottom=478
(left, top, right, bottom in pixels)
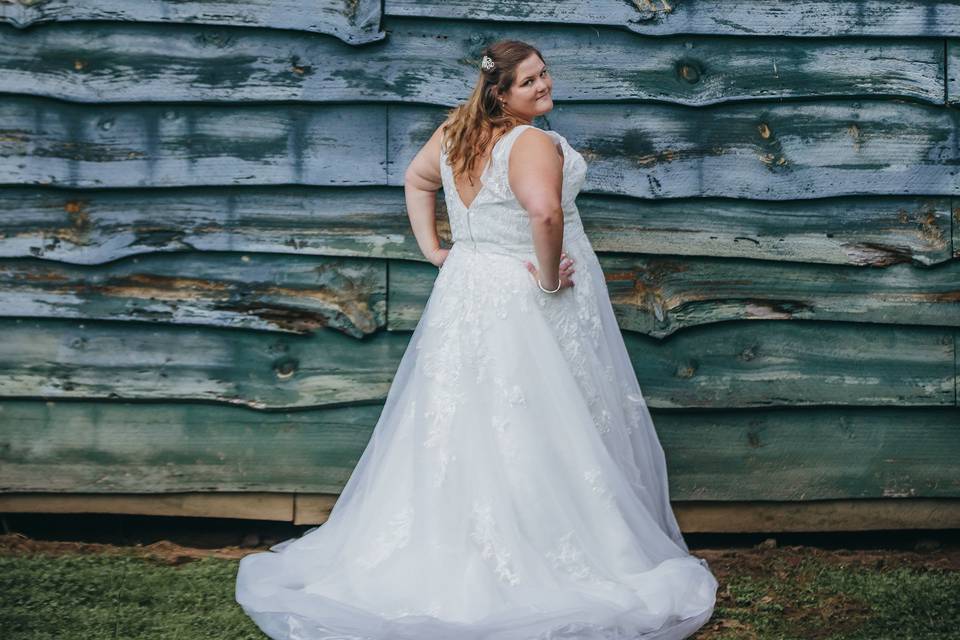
left=495, top=124, right=535, bottom=158
left=441, top=123, right=537, bottom=182
left=489, top=124, right=538, bottom=177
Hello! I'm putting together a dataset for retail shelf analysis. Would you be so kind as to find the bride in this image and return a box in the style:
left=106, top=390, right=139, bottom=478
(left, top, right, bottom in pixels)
left=236, top=39, right=719, bottom=639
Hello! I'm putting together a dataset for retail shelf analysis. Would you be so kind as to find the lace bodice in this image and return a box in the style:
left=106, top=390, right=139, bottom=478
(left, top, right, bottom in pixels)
left=439, top=124, right=588, bottom=254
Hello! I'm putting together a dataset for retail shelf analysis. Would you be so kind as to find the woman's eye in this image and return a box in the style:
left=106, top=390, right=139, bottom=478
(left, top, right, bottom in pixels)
left=525, top=71, right=547, bottom=86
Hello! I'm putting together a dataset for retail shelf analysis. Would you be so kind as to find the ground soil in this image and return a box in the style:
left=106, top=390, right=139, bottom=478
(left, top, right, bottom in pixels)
left=3, top=527, right=958, bottom=640
left=3, top=531, right=958, bottom=571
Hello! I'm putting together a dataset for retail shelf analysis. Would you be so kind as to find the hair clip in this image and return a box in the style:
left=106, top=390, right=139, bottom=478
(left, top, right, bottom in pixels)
left=480, top=55, right=495, bottom=71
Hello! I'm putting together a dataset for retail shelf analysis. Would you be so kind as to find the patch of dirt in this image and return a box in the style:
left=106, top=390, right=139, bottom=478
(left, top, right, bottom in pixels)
left=689, top=542, right=960, bottom=639
left=694, top=543, right=960, bottom=576
left=3, top=531, right=958, bottom=571
left=3, top=532, right=958, bottom=639
left=0, top=532, right=263, bottom=565
left=781, top=592, right=873, bottom=640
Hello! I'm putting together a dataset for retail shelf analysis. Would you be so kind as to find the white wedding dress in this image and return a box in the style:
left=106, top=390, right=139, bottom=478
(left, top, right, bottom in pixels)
left=235, top=124, right=719, bottom=639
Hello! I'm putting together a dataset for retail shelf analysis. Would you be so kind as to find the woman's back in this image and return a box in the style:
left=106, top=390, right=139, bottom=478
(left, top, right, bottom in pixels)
left=439, top=124, right=588, bottom=255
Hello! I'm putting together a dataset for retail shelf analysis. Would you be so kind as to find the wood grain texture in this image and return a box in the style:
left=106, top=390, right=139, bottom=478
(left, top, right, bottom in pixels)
left=5, top=493, right=960, bottom=530
left=654, top=407, right=960, bottom=500
left=0, top=253, right=386, bottom=337
left=387, top=259, right=437, bottom=330
left=949, top=39, right=959, bottom=105
left=6, top=99, right=955, bottom=197
left=0, top=0, right=957, bottom=514
left=604, top=255, right=960, bottom=337
left=384, top=0, right=960, bottom=37
left=955, top=198, right=960, bottom=259
left=0, top=400, right=380, bottom=493
left=672, top=499, right=960, bottom=533
left=0, top=318, right=951, bottom=409
left=388, top=255, right=960, bottom=337
left=2, top=188, right=949, bottom=267
left=1, top=96, right=387, bottom=188
left=388, top=103, right=960, bottom=199
left=0, top=318, right=409, bottom=409
left=622, top=321, right=955, bottom=409
left=0, top=492, right=296, bottom=521
left=0, top=0, right=385, bottom=44
left=571, top=195, right=955, bottom=267
left=0, top=187, right=425, bottom=266
left=294, top=493, right=339, bottom=525
left=0, top=19, right=945, bottom=105
left=1, top=400, right=956, bottom=500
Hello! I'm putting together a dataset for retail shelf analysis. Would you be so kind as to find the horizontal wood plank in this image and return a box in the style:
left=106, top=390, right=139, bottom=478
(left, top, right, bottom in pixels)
left=6, top=99, right=955, bottom=197
left=388, top=103, right=960, bottom=199
left=2, top=188, right=950, bottom=267
left=621, top=321, right=954, bottom=408
left=655, top=407, right=960, bottom=500
left=0, top=492, right=295, bottom=521
left=571, top=195, right=955, bottom=267
left=0, top=401, right=380, bottom=493
left=0, top=186, right=424, bottom=265
left=5, top=492, right=957, bottom=531
left=0, top=0, right=385, bottom=44
left=1, top=400, right=956, bottom=500
left=1, top=96, right=386, bottom=188
left=0, top=20, right=945, bottom=105
left=605, top=255, right=960, bottom=337
left=0, top=318, right=951, bottom=409
left=5, top=492, right=959, bottom=531
left=0, top=253, right=386, bottom=337
left=0, top=318, right=409, bottom=409
left=672, top=498, right=960, bottom=533
left=385, top=0, right=960, bottom=37
left=388, top=255, right=960, bottom=337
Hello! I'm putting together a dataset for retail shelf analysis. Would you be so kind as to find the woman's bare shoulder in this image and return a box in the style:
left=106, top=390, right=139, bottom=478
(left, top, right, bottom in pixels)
left=512, top=127, right=564, bottom=162
left=514, top=126, right=555, bottom=146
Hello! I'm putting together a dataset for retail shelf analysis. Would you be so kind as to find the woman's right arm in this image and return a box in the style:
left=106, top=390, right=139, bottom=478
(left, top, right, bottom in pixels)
left=509, top=129, right=567, bottom=289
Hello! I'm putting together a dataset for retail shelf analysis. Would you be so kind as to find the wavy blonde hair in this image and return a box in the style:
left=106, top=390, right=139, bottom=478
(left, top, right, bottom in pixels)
left=441, top=40, right=545, bottom=185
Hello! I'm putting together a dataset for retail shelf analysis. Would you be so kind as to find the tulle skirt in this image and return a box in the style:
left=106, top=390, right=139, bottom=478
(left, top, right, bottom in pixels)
left=235, top=229, right=719, bottom=639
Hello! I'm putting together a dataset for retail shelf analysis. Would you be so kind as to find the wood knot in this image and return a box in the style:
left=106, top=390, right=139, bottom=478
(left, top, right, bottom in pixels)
left=674, top=362, right=696, bottom=378
left=273, top=357, right=299, bottom=380
left=678, top=62, right=701, bottom=84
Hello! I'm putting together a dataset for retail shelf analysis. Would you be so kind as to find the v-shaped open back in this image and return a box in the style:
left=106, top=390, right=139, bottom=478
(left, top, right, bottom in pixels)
left=438, top=123, right=588, bottom=254
left=440, top=127, right=518, bottom=211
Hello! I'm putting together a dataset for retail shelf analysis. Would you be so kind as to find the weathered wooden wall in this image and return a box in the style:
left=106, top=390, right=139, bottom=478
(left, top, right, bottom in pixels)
left=0, top=0, right=957, bottom=530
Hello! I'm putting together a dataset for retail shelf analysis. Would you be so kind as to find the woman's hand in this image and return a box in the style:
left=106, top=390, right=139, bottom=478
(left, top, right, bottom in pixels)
left=427, top=246, right=450, bottom=268
left=524, top=252, right=575, bottom=291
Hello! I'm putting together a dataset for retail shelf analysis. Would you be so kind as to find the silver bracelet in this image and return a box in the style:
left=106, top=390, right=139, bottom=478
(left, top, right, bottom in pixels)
left=537, top=277, right=562, bottom=293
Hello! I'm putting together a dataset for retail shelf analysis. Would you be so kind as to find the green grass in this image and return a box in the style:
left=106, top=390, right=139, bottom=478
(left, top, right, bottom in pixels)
left=708, top=555, right=960, bottom=640
left=0, top=554, right=263, bottom=640
left=1, top=550, right=958, bottom=639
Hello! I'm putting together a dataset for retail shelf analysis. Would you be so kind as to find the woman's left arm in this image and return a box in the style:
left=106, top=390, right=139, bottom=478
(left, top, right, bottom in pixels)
left=404, top=123, right=448, bottom=267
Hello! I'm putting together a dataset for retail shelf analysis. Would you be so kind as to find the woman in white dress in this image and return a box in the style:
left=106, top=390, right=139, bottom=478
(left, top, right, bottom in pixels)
left=236, top=39, right=719, bottom=640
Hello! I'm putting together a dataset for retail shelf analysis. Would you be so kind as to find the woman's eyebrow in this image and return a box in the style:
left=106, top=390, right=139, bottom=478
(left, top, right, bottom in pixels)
left=520, top=65, right=546, bottom=81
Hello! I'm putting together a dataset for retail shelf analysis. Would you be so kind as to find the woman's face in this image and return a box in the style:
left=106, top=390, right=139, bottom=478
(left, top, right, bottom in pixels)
left=500, top=53, right=553, bottom=122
